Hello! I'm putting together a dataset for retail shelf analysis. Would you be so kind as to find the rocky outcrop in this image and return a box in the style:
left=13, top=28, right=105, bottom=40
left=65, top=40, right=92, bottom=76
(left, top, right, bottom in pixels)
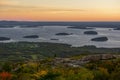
left=52, top=54, right=119, bottom=68
left=81, top=54, right=116, bottom=62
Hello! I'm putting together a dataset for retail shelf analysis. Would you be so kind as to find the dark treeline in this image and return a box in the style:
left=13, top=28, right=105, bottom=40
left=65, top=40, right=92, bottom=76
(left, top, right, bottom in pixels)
left=0, top=21, right=120, bottom=28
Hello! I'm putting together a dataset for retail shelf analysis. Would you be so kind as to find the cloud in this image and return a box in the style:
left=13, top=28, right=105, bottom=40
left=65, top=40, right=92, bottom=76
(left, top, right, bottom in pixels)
left=39, top=8, right=85, bottom=12
left=0, top=2, right=85, bottom=12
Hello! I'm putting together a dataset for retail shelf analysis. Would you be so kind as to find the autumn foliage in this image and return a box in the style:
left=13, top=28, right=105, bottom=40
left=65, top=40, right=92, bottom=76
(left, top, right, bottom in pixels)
left=0, top=72, right=12, bottom=80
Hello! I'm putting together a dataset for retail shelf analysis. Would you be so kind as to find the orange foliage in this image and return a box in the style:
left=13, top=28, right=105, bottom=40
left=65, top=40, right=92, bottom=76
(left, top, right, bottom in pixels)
left=0, top=72, right=12, bottom=80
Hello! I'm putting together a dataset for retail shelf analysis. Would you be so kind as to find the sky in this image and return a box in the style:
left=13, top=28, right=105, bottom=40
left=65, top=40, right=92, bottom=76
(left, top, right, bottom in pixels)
left=0, top=0, right=120, bottom=21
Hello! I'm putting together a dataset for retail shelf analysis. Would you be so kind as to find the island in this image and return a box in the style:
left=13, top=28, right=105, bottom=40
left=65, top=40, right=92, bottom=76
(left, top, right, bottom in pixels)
left=20, top=25, right=39, bottom=28
left=84, top=31, right=98, bottom=35
left=23, top=35, right=39, bottom=38
left=91, top=36, right=108, bottom=42
left=55, top=33, right=73, bottom=36
left=0, top=25, right=14, bottom=28
left=50, top=38, right=59, bottom=40
left=68, top=26, right=93, bottom=29
left=0, top=37, right=10, bottom=41
left=114, top=28, right=120, bottom=30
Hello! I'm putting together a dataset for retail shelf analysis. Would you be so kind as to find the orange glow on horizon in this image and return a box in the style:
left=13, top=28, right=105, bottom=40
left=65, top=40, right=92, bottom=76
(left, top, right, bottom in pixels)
left=0, top=0, right=120, bottom=21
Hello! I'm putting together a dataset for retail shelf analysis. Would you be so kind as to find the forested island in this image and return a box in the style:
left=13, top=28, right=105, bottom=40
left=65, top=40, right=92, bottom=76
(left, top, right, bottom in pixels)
left=84, top=31, right=98, bottom=35
left=55, top=33, right=73, bottom=36
left=0, top=37, right=10, bottom=41
left=23, top=35, right=39, bottom=38
left=68, top=26, right=93, bottom=29
left=91, top=37, right=108, bottom=42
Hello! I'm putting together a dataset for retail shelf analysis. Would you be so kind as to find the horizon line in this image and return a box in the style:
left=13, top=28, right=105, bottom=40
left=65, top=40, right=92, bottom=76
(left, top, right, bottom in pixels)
left=0, top=20, right=120, bottom=22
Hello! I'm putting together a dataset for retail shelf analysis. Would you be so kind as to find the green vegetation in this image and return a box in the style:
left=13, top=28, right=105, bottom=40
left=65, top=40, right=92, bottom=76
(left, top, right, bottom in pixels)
left=0, top=42, right=120, bottom=61
left=0, top=42, right=120, bottom=80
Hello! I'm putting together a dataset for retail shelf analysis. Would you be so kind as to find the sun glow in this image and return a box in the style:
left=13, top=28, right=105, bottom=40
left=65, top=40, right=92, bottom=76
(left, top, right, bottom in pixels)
left=0, top=0, right=120, bottom=21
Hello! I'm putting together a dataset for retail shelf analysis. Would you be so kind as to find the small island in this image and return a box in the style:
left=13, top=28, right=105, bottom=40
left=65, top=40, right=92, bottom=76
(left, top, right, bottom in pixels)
left=68, top=26, right=93, bottom=29
left=91, top=37, right=108, bottom=42
left=0, top=37, right=10, bottom=41
left=50, top=38, right=59, bottom=40
left=21, top=25, right=38, bottom=28
left=55, top=33, right=73, bottom=36
left=114, top=28, right=120, bottom=30
left=23, top=35, right=39, bottom=38
left=84, top=31, right=98, bottom=35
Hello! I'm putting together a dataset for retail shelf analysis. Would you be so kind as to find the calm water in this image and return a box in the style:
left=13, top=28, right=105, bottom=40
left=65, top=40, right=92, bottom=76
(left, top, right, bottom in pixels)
left=0, top=26, right=120, bottom=48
